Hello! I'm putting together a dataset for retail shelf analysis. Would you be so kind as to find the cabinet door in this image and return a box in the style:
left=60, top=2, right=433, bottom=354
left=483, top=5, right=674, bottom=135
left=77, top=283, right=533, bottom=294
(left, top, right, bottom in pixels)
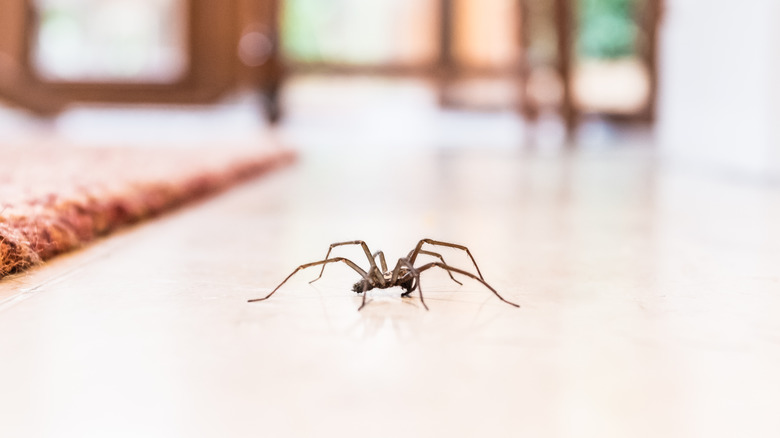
left=0, top=0, right=279, bottom=113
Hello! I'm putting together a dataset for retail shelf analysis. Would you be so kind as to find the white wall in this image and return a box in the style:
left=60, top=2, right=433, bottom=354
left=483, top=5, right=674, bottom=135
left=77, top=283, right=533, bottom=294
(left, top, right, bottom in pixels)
left=657, top=0, right=780, bottom=178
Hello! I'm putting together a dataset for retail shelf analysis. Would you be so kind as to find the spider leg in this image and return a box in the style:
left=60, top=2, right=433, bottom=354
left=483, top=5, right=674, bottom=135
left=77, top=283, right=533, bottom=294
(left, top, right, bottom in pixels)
left=309, top=241, right=379, bottom=285
left=412, top=249, right=463, bottom=286
left=414, top=272, right=429, bottom=311
left=392, top=258, right=428, bottom=310
left=389, top=258, right=413, bottom=285
left=248, top=257, right=369, bottom=303
left=415, top=262, right=520, bottom=308
left=372, top=251, right=388, bottom=272
left=408, top=239, right=486, bottom=280
left=399, top=276, right=417, bottom=297
left=357, top=280, right=370, bottom=311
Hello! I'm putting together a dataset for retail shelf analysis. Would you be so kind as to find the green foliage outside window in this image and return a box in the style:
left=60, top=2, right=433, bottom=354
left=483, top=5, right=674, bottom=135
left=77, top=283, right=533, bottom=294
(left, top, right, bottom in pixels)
left=578, top=0, right=640, bottom=59
left=281, top=0, right=330, bottom=62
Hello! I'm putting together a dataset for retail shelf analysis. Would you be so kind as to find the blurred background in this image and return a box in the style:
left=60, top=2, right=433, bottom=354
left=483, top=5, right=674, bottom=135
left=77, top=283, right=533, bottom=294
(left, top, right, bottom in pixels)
left=0, top=0, right=656, bottom=148
left=0, top=0, right=777, bottom=177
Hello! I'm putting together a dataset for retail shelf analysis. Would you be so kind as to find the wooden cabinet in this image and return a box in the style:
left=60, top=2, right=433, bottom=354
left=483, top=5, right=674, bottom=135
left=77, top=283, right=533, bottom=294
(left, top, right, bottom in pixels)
left=0, top=0, right=281, bottom=118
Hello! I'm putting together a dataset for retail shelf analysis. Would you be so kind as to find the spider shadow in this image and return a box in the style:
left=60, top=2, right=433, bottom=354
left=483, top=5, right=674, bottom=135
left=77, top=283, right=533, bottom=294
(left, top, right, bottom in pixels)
left=342, top=294, right=426, bottom=341
left=330, top=287, right=509, bottom=342
left=256, top=259, right=519, bottom=341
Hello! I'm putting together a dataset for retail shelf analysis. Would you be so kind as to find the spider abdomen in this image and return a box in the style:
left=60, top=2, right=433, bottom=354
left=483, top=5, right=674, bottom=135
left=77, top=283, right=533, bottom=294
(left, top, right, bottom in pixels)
left=352, top=279, right=374, bottom=293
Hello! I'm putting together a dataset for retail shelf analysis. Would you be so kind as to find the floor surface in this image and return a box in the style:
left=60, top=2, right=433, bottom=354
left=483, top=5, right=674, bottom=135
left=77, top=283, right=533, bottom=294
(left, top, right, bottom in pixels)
left=2, top=143, right=780, bottom=437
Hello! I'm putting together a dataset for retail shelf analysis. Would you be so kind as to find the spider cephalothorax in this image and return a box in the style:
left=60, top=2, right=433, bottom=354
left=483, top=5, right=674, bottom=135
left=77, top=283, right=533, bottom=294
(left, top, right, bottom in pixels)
left=248, top=239, right=520, bottom=311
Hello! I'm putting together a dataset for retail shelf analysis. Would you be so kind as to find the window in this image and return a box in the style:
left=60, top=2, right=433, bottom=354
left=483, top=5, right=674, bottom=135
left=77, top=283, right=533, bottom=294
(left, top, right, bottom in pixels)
left=32, top=0, right=188, bottom=83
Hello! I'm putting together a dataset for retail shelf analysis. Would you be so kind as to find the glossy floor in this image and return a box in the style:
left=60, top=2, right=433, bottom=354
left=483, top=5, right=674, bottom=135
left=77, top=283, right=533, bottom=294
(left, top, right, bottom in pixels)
left=1, top=144, right=779, bottom=437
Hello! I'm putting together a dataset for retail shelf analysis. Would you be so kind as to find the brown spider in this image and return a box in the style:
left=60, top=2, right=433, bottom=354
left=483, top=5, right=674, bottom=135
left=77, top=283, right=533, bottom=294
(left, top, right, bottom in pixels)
left=248, top=239, right=520, bottom=310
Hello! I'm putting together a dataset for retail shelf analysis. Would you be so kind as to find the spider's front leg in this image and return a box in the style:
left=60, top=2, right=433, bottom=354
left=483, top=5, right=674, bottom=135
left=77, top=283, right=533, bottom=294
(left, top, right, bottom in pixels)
left=410, top=249, right=463, bottom=286
left=372, top=251, right=388, bottom=272
left=309, top=241, right=381, bottom=285
left=408, top=239, right=486, bottom=280
left=390, top=258, right=427, bottom=310
left=248, top=257, right=369, bottom=303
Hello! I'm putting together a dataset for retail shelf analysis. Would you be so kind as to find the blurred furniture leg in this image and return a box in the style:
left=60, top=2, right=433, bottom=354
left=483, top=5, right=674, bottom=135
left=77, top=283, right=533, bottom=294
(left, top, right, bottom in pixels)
left=236, top=0, right=284, bottom=123
left=640, top=0, right=662, bottom=122
left=258, top=0, right=284, bottom=123
left=554, top=0, right=576, bottom=140
left=437, top=0, right=455, bottom=107
left=518, top=0, right=537, bottom=124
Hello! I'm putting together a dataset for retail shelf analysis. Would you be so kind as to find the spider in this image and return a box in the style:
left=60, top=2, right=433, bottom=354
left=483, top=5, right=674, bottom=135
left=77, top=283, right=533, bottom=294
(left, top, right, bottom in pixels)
left=247, top=239, right=520, bottom=310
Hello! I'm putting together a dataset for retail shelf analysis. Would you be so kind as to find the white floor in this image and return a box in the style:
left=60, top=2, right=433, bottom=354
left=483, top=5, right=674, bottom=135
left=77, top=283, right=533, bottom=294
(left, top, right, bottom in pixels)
left=1, top=136, right=779, bottom=437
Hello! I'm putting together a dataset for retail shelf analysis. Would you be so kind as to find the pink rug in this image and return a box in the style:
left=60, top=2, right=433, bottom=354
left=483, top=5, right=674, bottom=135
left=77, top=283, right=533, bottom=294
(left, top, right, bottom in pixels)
left=0, top=145, right=295, bottom=278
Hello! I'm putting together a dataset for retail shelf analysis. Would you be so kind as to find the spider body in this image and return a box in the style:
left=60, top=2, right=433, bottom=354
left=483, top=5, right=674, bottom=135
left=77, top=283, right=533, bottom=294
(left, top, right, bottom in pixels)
left=351, top=270, right=416, bottom=294
left=248, top=239, right=520, bottom=310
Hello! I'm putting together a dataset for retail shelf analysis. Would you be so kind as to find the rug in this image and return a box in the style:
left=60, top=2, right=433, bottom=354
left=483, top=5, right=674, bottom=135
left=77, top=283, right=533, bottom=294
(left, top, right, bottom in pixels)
left=0, top=145, right=295, bottom=279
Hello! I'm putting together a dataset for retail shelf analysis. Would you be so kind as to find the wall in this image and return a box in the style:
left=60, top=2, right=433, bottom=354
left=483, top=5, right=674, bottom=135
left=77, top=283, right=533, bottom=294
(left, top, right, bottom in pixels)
left=657, top=0, right=780, bottom=178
